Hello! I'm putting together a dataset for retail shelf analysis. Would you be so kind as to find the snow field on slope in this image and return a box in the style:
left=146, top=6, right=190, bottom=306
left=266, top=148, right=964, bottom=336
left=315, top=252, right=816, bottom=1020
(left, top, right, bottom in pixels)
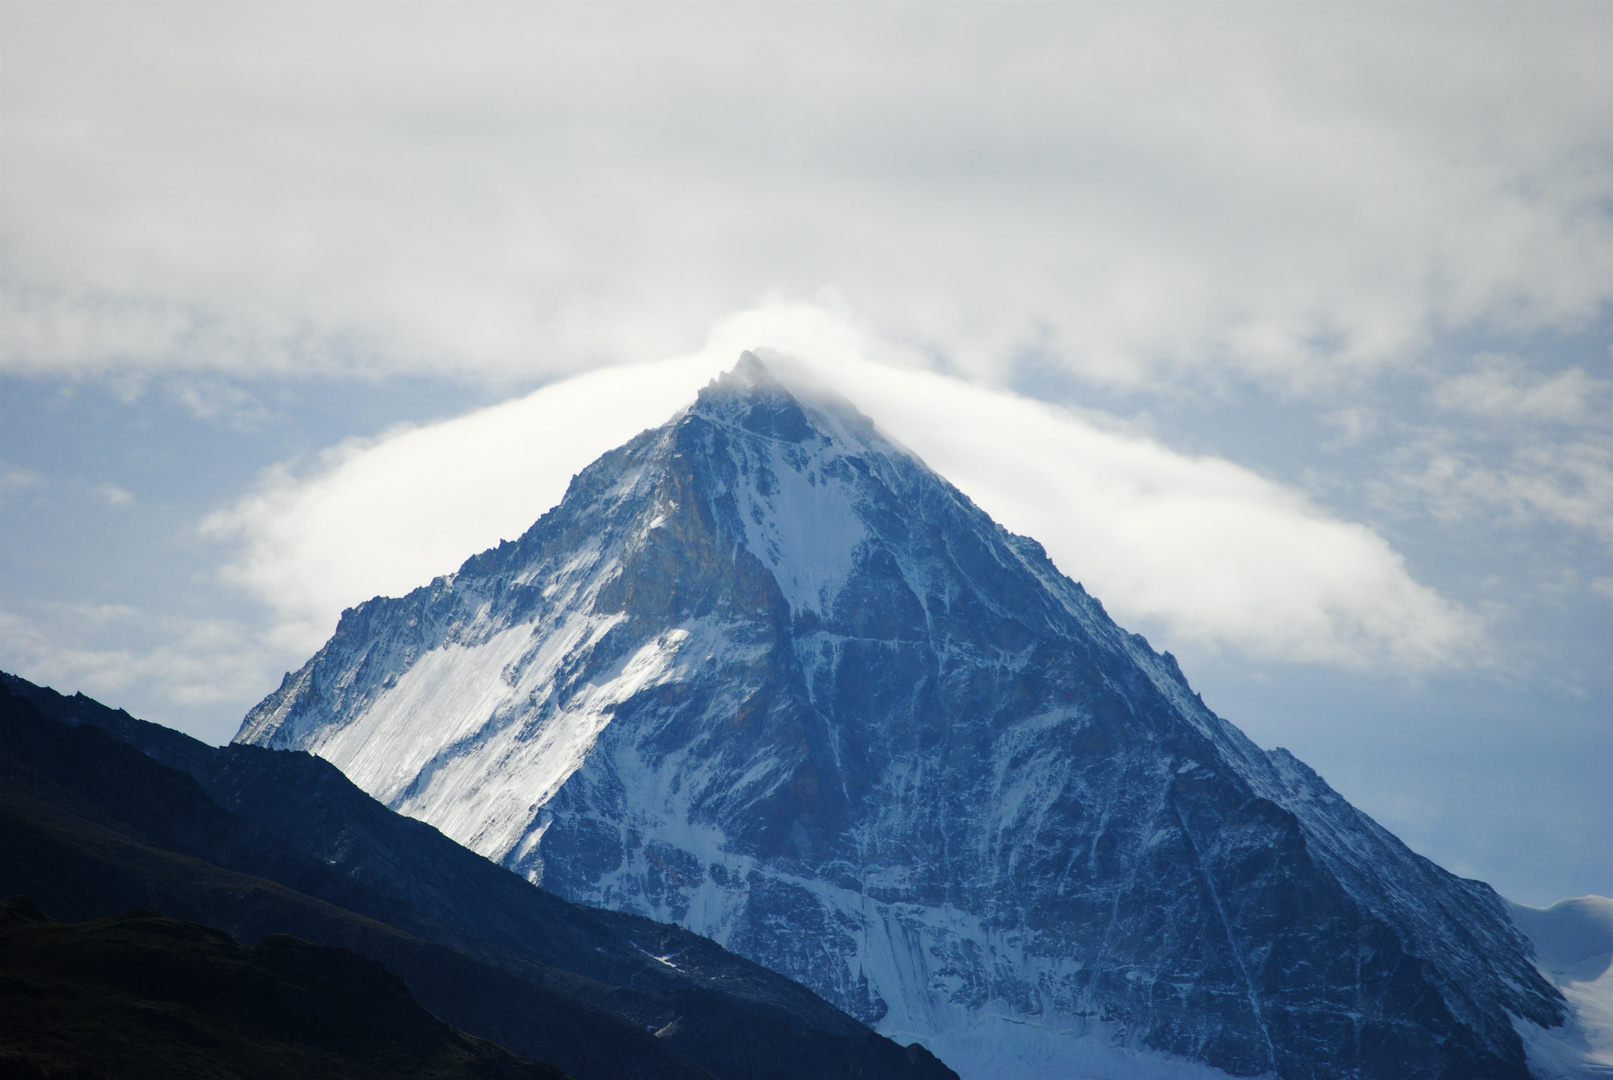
left=1513, top=897, right=1613, bottom=1078
left=402, top=623, right=700, bottom=861
left=307, top=616, right=560, bottom=803
left=733, top=434, right=867, bottom=617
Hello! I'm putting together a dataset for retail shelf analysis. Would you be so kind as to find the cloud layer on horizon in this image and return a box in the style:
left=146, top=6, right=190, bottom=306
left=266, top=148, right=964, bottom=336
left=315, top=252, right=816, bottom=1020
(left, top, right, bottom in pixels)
left=203, top=305, right=1476, bottom=671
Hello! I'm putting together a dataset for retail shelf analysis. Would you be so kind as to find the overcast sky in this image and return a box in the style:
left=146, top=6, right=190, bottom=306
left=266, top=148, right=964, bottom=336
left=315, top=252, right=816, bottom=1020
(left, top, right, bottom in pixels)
left=2, top=3, right=1608, bottom=907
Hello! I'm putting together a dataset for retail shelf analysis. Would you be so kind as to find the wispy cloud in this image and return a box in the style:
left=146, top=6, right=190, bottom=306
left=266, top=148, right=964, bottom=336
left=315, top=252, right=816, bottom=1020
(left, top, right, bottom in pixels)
left=0, top=460, right=45, bottom=503
left=169, top=378, right=276, bottom=431
left=204, top=304, right=1479, bottom=672
left=92, top=482, right=133, bottom=507
left=1433, top=355, right=1607, bottom=425
left=0, top=602, right=290, bottom=742
left=1387, top=435, right=1613, bottom=543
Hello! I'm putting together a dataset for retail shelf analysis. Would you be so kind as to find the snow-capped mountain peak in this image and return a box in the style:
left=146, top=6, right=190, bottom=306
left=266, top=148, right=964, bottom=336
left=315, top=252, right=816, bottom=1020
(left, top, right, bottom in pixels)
left=239, top=353, right=1566, bottom=1080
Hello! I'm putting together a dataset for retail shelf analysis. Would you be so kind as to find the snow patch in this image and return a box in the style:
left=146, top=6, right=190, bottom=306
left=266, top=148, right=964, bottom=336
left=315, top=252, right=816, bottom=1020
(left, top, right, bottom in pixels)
left=733, top=437, right=866, bottom=616
left=1512, top=897, right=1613, bottom=1078
left=306, top=618, right=555, bottom=803
left=398, top=625, right=695, bottom=857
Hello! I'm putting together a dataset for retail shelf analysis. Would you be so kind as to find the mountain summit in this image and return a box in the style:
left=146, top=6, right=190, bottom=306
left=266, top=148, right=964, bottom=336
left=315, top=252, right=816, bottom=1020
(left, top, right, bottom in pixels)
left=239, top=354, right=1564, bottom=1079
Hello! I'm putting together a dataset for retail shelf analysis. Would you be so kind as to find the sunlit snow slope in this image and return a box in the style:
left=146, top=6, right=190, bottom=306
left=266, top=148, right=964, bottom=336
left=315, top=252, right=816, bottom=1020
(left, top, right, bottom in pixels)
left=239, top=353, right=1567, bottom=1080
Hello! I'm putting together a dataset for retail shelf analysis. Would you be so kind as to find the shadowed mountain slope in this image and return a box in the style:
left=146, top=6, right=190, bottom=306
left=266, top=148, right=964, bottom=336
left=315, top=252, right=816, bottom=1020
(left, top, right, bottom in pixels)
left=0, top=673, right=955, bottom=1080
left=0, top=897, right=569, bottom=1080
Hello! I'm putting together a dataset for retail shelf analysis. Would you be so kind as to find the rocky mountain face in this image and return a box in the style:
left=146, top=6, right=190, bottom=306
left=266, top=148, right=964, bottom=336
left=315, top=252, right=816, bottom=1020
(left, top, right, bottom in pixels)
left=239, top=354, right=1567, bottom=1079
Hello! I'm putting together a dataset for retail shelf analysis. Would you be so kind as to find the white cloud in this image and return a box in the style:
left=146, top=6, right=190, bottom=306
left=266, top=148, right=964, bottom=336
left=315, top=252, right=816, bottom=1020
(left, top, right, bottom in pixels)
left=0, top=460, right=45, bottom=503
left=200, top=349, right=740, bottom=652
left=0, top=603, right=281, bottom=741
left=1389, top=436, right=1613, bottom=543
left=2, top=5, right=1608, bottom=391
left=204, top=304, right=1477, bottom=671
left=93, top=482, right=133, bottom=507
left=1434, top=356, right=1608, bottom=424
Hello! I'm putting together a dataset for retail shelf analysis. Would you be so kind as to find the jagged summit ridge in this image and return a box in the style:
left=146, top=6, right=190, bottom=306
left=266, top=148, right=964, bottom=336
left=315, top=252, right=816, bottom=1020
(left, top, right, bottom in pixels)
left=239, top=353, right=1565, bottom=1080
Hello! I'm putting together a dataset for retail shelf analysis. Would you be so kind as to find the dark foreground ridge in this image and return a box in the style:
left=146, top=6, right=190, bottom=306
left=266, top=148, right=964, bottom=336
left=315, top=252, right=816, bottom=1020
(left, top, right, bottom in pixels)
left=0, top=671, right=958, bottom=1080
left=0, top=897, right=566, bottom=1080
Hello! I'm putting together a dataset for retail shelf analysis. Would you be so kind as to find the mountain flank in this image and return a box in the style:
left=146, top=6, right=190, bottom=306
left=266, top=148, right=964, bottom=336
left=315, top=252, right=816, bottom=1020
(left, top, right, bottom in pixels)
left=237, top=353, right=1568, bottom=1079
